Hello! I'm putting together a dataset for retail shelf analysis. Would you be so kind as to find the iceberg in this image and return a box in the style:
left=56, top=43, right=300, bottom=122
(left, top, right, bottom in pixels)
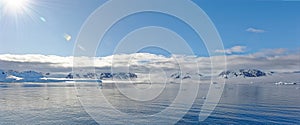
left=275, top=81, right=297, bottom=85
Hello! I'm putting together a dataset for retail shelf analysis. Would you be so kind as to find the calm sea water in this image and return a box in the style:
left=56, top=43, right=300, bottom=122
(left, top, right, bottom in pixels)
left=0, top=82, right=299, bottom=124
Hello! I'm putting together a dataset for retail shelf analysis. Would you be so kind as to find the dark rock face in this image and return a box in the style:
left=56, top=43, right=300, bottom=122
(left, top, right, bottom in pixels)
left=241, top=69, right=266, bottom=77
left=99, top=73, right=113, bottom=79
left=66, top=73, right=73, bottom=79
left=170, top=72, right=181, bottom=79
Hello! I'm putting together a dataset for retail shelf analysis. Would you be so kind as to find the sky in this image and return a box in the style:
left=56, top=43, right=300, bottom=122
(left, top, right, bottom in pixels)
left=0, top=0, right=299, bottom=74
left=0, top=0, right=299, bottom=56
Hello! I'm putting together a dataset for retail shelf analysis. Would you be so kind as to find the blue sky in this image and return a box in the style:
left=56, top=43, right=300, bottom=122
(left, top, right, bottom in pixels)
left=0, top=0, right=299, bottom=57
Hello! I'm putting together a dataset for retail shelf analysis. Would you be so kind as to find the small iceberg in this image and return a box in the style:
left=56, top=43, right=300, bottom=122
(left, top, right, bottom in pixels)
left=275, top=81, right=297, bottom=85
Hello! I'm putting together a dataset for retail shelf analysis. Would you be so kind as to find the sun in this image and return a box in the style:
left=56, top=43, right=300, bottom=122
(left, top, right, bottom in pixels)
left=1, top=0, right=30, bottom=15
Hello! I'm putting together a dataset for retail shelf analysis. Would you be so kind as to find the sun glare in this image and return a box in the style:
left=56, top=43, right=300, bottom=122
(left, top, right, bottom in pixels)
left=1, top=0, right=29, bottom=14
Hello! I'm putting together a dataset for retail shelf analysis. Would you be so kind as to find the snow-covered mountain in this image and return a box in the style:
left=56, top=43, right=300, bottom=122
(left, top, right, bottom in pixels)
left=218, top=69, right=270, bottom=79
left=170, top=72, right=203, bottom=80
left=0, top=70, right=44, bottom=82
left=65, top=72, right=98, bottom=79
left=0, top=69, right=139, bottom=83
left=65, top=72, right=137, bottom=80
left=100, top=72, right=137, bottom=80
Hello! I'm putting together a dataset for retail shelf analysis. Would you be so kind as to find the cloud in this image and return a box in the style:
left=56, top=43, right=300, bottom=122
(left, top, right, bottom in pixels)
left=251, top=48, right=287, bottom=57
left=246, top=27, right=266, bottom=33
left=215, top=46, right=247, bottom=54
left=0, top=49, right=299, bottom=76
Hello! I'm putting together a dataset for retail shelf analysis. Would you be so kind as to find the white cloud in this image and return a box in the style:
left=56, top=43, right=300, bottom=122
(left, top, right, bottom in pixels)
left=251, top=48, right=287, bottom=57
left=246, top=27, right=266, bottom=33
left=215, top=46, right=247, bottom=54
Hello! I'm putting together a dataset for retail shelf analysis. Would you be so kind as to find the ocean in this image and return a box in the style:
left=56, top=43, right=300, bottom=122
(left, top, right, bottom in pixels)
left=0, top=82, right=299, bottom=124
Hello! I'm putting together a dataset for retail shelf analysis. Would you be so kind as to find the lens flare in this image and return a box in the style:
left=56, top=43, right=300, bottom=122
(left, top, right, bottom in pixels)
left=64, top=33, right=72, bottom=41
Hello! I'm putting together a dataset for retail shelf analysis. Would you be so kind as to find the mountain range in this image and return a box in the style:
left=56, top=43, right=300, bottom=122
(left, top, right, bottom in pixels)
left=0, top=69, right=139, bottom=82
left=0, top=69, right=286, bottom=83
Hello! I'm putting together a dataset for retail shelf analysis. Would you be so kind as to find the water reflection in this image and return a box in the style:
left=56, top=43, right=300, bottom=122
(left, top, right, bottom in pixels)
left=0, top=83, right=299, bottom=124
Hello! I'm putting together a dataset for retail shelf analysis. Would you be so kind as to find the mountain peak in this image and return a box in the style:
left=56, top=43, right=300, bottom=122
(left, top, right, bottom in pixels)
left=170, top=72, right=203, bottom=80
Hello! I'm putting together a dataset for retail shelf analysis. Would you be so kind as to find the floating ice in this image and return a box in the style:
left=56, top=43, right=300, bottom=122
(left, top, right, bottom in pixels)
left=275, top=81, right=297, bottom=85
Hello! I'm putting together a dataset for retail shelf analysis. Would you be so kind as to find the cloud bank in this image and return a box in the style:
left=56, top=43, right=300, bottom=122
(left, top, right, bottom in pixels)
left=0, top=49, right=299, bottom=76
